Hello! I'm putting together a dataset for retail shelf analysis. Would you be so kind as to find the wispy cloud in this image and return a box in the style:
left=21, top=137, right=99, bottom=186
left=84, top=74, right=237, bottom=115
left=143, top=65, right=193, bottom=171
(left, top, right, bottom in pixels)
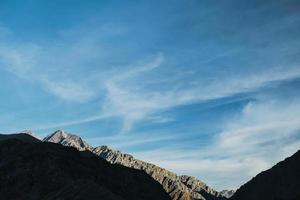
left=100, top=54, right=166, bottom=132
left=1, top=24, right=300, bottom=133
left=99, top=64, right=300, bottom=133
left=131, top=98, right=300, bottom=190
left=1, top=24, right=300, bottom=141
left=0, top=26, right=104, bottom=103
left=32, top=114, right=105, bottom=132
left=87, top=132, right=175, bottom=149
left=41, top=79, right=97, bottom=102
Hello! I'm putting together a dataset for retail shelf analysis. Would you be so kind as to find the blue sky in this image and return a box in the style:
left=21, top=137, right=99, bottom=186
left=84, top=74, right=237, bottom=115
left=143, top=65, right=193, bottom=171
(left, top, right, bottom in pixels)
left=0, top=0, right=300, bottom=190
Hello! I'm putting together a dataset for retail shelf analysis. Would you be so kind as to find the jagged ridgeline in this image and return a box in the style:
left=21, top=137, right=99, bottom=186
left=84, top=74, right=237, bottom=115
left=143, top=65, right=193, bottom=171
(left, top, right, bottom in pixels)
left=43, top=130, right=234, bottom=200
left=0, top=133, right=170, bottom=200
left=2, top=130, right=299, bottom=200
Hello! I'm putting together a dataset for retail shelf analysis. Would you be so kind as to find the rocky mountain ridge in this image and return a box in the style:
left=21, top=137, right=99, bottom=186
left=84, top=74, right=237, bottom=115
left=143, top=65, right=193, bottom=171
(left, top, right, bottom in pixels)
left=43, top=130, right=232, bottom=200
left=219, top=190, right=235, bottom=199
left=0, top=133, right=170, bottom=200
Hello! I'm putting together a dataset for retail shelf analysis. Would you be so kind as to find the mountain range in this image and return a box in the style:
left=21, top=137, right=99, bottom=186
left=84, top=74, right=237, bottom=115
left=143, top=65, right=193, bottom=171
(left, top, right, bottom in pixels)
left=43, top=130, right=233, bottom=200
left=1, top=130, right=299, bottom=200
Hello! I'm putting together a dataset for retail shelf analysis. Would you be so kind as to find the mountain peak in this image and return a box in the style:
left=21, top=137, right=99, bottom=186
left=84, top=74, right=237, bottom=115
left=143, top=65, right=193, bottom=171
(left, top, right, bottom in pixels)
left=43, top=130, right=92, bottom=151
left=43, top=130, right=67, bottom=143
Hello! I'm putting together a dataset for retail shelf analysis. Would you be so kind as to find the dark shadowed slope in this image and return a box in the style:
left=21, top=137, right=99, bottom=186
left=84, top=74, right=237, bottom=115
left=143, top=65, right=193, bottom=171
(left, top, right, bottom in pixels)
left=0, top=134, right=171, bottom=200
left=0, top=133, right=40, bottom=142
left=231, top=150, right=300, bottom=200
left=44, top=130, right=230, bottom=200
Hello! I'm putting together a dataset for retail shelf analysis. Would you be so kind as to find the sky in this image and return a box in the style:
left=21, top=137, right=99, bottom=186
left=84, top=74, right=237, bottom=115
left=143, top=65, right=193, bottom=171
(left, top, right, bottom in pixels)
left=0, top=0, right=300, bottom=190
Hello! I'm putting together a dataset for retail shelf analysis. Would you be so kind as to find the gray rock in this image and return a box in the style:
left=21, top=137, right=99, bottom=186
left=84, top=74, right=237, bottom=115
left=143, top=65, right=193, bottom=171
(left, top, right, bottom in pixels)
left=44, top=130, right=233, bottom=200
left=219, top=190, right=235, bottom=199
left=43, top=130, right=93, bottom=151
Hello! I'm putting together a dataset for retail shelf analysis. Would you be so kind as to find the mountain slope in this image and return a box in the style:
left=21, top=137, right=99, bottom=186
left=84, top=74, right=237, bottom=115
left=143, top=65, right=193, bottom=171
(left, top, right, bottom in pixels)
left=0, top=133, right=171, bottom=200
left=231, top=150, right=300, bottom=200
left=0, top=133, right=40, bottom=143
left=44, top=130, right=229, bottom=200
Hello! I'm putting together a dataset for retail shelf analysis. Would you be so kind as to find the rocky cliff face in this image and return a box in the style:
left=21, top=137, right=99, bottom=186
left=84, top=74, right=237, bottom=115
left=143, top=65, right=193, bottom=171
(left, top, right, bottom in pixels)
left=43, top=130, right=93, bottom=151
left=44, top=130, right=230, bottom=200
left=218, top=190, right=235, bottom=199
left=93, top=145, right=193, bottom=200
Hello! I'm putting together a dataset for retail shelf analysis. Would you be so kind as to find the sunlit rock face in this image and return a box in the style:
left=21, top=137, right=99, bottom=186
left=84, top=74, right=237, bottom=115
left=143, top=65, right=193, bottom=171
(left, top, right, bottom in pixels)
left=44, top=130, right=231, bottom=200
left=219, top=190, right=235, bottom=199
left=43, top=130, right=93, bottom=151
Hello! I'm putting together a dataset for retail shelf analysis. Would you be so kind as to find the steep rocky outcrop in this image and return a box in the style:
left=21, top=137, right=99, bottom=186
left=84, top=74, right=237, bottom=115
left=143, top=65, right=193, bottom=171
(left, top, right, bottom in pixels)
left=44, top=130, right=230, bottom=200
left=93, top=145, right=193, bottom=200
left=231, top=150, right=300, bottom=200
left=0, top=133, right=170, bottom=200
left=179, top=175, right=229, bottom=200
left=219, top=190, right=235, bottom=199
left=43, top=130, right=93, bottom=151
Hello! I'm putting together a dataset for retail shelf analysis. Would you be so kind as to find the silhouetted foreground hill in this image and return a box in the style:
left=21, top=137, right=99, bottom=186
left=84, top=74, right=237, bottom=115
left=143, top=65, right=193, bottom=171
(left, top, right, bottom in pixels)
left=231, top=150, right=300, bottom=200
left=44, top=130, right=231, bottom=200
left=0, top=134, right=171, bottom=200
